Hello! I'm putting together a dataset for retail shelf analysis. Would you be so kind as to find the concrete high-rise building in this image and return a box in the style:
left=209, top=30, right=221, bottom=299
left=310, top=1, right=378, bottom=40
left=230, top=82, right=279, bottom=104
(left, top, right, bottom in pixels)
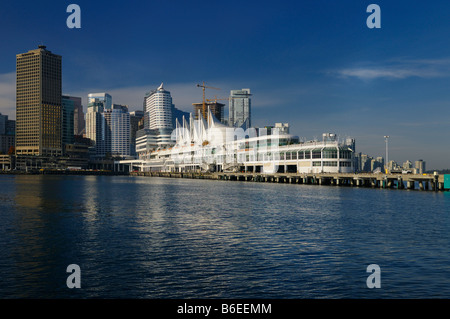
left=104, top=104, right=130, bottom=157
left=376, top=156, right=384, bottom=169
left=86, top=92, right=117, bottom=157
left=354, top=152, right=361, bottom=172
left=86, top=95, right=131, bottom=158
left=415, top=159, right=426, bottom=174
left=86, top=97, right=106, bottom=157
left=388, top=160, right=399, bottom=171
left=192, top=101, right=225, bottom=123
left=16, top=45, right=62, bottom=156
left=360, top=154, right=371, bottom=172
left=403, top=160, right=412, bottom=170
left=370, top=158, right=384, bottom=172
left=229, top=88, right=251, bottom=129
left=144, top=83, right=173, bottom=130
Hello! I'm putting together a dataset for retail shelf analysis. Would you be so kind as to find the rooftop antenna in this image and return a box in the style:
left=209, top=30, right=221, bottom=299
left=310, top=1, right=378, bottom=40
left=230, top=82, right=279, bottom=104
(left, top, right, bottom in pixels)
left=38, top=40, right=46, bottom=50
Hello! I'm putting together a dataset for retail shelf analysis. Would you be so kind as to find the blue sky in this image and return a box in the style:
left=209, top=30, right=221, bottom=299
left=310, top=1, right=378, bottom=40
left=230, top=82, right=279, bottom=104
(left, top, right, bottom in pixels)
left=1, top=0, right=450, bottom=169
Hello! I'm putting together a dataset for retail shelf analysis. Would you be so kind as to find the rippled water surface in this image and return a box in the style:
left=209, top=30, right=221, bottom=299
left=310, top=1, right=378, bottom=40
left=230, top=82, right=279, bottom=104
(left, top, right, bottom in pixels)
left=1, top=175, right=450, bottom=298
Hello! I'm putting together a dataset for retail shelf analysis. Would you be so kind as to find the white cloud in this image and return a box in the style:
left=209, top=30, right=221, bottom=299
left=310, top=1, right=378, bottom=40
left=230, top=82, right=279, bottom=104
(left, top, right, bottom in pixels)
left=332, top=58, right=450, bottom=80
left=336, top=67, right=441, bottom=80
left=0, top=72, right=15, bottom=119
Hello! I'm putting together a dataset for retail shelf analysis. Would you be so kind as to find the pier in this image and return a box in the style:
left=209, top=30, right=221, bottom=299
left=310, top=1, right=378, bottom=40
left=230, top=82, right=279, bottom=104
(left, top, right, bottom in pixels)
left=2, top=169, right=444, bottom=191
left=129, top=171, right=447, bottom=192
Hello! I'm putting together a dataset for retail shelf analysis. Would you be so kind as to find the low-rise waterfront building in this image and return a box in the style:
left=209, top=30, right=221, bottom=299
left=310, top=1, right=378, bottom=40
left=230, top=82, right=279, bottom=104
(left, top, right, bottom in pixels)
left=119, top=109, right=356, bottom=174
left=0, top=154, right=14, bottom=171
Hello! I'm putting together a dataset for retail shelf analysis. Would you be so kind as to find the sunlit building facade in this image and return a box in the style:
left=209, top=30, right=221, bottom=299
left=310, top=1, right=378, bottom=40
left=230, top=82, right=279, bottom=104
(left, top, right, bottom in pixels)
left=144, top=83, right=173, bottom=130
left=16, top=45, right=62, bottom=156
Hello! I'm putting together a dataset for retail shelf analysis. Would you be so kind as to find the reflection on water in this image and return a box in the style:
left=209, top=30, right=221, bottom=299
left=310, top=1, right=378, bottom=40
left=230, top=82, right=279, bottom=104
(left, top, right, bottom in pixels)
left=5, top=176, right=82, bottom=297
left=1, top=175, right=450, bottom=298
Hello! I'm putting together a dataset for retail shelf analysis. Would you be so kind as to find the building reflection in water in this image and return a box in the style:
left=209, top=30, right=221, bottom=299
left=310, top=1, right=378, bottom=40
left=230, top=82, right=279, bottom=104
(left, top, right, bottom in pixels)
left=11, top=175, right=82, bottom=297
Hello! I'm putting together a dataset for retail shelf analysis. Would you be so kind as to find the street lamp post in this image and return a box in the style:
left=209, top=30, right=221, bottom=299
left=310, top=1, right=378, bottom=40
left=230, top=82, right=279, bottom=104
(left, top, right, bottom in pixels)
left=384, top=135, right=389, bottom=174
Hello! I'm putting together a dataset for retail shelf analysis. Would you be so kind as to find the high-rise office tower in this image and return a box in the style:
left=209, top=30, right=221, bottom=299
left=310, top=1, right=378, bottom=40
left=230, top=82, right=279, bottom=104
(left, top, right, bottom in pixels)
left=104, top=104, right=130, bottom=157
left=229, top=88, right=251, bottom=129
left=61, top=97, right=75, bottom=146
left=88, top=93, right=112, bottom=110
left=86, top=95, right=108, bottom=157
left=63, top=95, right=84, bottom=135
left=144, top=83, right=173, bottom=130
left=415, top=159, right=426, bottom=174
left=0, top=113, right=7, bottom=135
left=0, top=113, right=15, bottom=155
left=360, top=154, right=370, bottom=172
left=403, top=160, right=412, bottom=170
left=130, top=110, right=144, bottom=156
left=86, top=94, right=131, bottom=158
left=16, top=45, right=62, bottom=156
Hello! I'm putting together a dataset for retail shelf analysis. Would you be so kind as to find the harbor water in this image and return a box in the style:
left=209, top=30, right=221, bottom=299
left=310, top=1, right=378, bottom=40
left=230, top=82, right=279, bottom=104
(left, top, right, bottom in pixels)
left=1, top=174, right=450, bottom=298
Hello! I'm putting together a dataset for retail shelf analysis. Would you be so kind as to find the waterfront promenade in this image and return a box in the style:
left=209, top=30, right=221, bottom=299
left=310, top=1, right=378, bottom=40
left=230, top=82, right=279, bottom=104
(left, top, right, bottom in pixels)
left=130, top=171, right=446, bottom=192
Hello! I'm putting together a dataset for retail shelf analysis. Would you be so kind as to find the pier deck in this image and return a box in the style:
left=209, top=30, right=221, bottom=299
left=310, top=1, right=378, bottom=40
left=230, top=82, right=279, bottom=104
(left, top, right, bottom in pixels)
left=129, top=171, right=446, bottom=191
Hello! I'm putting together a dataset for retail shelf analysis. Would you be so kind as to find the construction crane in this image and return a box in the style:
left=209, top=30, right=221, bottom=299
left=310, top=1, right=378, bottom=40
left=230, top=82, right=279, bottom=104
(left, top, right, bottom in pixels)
left=206, top=91, right=253, bottom=104
left=206, top=96, right=230, bottom=103
left=196, top=81, right=220, bottom=121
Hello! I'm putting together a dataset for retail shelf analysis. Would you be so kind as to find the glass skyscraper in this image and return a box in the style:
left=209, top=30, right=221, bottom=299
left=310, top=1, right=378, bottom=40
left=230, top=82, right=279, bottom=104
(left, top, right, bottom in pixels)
left=228, top=89, right=251, bottom=129
left=88, top=93, right=112, bottom=110
left=86, top=93, right=110, bottom=157
left=61, top=97, right=75, bottom=146
left=63, top=95, right=84, bottom=135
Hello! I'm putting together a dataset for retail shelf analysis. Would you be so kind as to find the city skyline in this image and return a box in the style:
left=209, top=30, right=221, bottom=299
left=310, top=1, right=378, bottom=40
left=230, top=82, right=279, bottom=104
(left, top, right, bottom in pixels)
left=1, top=1, right=450, bottom=169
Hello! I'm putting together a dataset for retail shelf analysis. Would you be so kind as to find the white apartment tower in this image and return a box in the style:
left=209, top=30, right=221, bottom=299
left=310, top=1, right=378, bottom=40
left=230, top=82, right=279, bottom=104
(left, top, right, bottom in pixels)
left=104, top=105, right=131, bottom=157
left=86, top=93, right=131, bottom=158
left=86, top=99, right=106, bottom=157
left=144, top=83, right=173, bottom=130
